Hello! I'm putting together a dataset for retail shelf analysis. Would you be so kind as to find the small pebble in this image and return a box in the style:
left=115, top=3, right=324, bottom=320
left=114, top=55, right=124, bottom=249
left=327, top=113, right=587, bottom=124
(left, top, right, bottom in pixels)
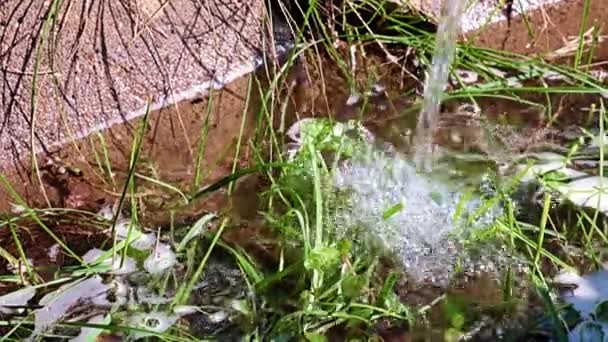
left=346, top=94, right=360, bottom=106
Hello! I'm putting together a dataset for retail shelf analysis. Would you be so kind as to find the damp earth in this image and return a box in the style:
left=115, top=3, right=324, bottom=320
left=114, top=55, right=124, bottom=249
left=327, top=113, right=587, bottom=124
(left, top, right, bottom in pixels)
left=1, top=0, right=608, bottom=341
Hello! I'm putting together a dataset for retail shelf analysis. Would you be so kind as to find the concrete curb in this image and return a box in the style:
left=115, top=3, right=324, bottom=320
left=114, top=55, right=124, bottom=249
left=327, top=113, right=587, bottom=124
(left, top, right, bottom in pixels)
left=0, top=0, right=265, bottom=171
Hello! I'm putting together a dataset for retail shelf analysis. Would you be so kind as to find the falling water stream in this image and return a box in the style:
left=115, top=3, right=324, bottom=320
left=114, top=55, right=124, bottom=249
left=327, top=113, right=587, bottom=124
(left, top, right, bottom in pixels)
left=414, top=0, right=466, bottom=172
left=329, top=0, right=510, bottom=286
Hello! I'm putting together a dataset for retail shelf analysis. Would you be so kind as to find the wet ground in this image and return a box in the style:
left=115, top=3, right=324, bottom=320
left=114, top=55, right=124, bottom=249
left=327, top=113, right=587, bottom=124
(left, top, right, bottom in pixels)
left=1, top=33, right=608, bottom=339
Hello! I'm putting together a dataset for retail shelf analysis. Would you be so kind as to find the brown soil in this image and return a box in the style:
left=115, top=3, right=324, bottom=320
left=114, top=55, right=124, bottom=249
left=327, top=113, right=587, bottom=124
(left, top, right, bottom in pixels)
left=0, top=212, right=110, bottom=293
left=0, top=74, right=263, bottom=292
left=469, top=0, right=608, bottom=62
left=0, top=75, right=259, bottom=219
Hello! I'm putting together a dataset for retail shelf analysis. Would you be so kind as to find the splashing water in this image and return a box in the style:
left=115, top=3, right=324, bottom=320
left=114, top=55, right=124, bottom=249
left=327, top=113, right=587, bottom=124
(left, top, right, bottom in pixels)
left=318, top=0, right=512, bottom=287
left=414, top=0, right=466, bottom=172
left=286, top=117, right=509, bottom=286
left=333, top=148, right=505, bottom=285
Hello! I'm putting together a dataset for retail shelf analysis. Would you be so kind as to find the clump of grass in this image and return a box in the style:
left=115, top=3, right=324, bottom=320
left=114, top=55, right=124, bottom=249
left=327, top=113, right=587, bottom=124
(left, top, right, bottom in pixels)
left=240, top=117, right=412, bottom=338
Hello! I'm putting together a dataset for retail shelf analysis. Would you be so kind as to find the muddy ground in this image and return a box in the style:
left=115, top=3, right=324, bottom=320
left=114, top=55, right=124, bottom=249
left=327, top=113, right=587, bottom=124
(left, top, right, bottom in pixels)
left=2, top=36, right=607, bottom=279
left=1, top=34, right=607, bottom=339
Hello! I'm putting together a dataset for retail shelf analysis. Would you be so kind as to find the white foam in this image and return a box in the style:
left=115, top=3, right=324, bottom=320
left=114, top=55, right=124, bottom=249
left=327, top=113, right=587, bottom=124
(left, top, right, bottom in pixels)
left=333, top=148, right=502, bottom=285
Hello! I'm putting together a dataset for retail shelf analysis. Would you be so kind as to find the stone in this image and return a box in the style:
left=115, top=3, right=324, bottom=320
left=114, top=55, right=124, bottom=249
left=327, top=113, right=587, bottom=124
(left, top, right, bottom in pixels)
left=0, top=0, right=263, bottom=168
left=0, top=0, right=267, bottom=210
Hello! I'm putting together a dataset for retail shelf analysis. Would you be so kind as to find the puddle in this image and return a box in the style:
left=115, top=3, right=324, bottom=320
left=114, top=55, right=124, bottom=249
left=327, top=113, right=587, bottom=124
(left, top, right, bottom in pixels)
left=271, top=43, right=608, bottom=338
left=331, top=144, right=504, bottom=285
left=284, top=114, right=532, bottom=339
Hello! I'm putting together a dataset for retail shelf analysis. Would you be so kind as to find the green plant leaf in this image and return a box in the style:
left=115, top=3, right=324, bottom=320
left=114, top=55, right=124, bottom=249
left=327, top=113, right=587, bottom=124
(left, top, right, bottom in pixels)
left=430, top=191, right=443, bottom=205
left=305, top=246, right=341, bottom=272
left=338, top=239, right=352, bottom=256
left=445, top=299, right=466, bottom=330
left=574, top=321, right=605, bottom=342
left=382, top=202, right=405, bottom=220
left=562, top=304, right=583, bottom=328
left=382, top=291, right=409, bottom=315
left=305, top=332, right=328, bottom=342
left=595, top=301, right=608, bottom=322
left=176, top=213, right=216, bottom=252
left=341, top=274, right=367, bottom=299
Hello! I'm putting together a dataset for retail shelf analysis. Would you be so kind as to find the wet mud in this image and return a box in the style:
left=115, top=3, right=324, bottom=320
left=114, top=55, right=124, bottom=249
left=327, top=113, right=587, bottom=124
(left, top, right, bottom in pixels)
left=0, top=75, right=260, bottom=221
left=1, top=25, right=607, bottom=339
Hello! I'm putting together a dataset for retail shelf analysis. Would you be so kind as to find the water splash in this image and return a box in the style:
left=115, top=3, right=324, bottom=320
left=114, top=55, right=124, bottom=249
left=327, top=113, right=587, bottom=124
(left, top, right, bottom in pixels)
left=284, top=117, right=509, bottom=285
left=333, top=147, right=505, bottom=285
left=414, top=0, right=465, bottom=172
